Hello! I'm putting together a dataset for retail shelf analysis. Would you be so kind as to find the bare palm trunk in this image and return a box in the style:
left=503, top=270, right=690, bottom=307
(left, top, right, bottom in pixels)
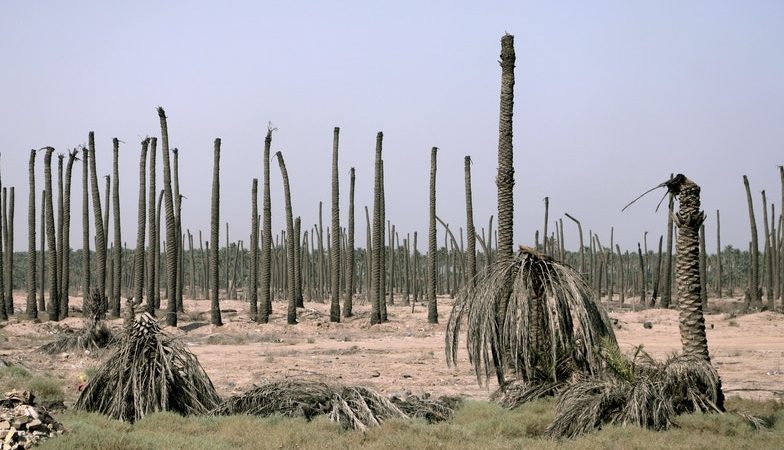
left=330, top=127, right=341, bottom=322
left=147, top=138, right=157, bottom=313
left=275, top=151, right=297, bottom=325
left=112, top=138, right=122, bottom=316
left=465, top=156, right=477, bottom=289
left=250, top=178, right=258, bottom=320
left=427, top=147, right=438, bottom=324
left=259, top=128, right=273, bottom=324
left=742, top=175, right=760, bottom=306
left=133, top=139, right=148, bottom=308
left=27, top=150, right=37, bottom=319
left=662, top=188, right=675, bottom=308
left=60, top=152, right=76, bottom=318
left=210, top=139, right=223, bottom=326
left=343, top=167, right=355, bottom=317
left=370, top=133, right=383, bottom=325
left=43, top=148, right=60, bottom=321
left=157, top=108, right=178, bottom=326
left=87, top=132, right=107, bottom=317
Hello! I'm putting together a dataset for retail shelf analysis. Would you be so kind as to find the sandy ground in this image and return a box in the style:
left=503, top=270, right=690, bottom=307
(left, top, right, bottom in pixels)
left=0, top=292, right=782, bottom=404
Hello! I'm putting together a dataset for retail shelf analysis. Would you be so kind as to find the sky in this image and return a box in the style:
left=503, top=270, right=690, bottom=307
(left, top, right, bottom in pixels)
left=1, top=1, right=783, bottom=253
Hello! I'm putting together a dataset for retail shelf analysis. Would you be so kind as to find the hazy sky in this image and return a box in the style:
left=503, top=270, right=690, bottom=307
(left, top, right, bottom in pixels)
left=1, top=1, right=782, bottom=253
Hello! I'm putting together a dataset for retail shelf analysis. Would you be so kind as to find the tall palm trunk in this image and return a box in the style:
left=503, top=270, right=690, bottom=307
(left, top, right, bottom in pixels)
left=370, top=132, right=383, bottom=325
left=157, top=107, right=178, bottom=326
left=259, top=128, right=273, bottom=324
left=112, top=139, right=122, bottom=316
left=56, top=155, right=63, bottom=301
left=4, top=188, right=13, bottom=315
left=155, top=189, right=163, bottom=309
left=761, top=191, right=774, bottom=309
left=427, top=147, right=438, bottom=324
left=0, top=188, right=5, bottom=321
left=662, top=188, right=675, bottom=308
left=342, top=167, right=355, bottom=317
left=275, top=151, right=297, bottom=325
left=39, top=190, right=46, bottom=314
left=464, top=156, right=477, bottom=289
left=250, top=178, right=258, bottom=320
left=147, top=138, right=157, bottom=313
left=330, top=127, right=341, bottom=322
left=43, top=148, right=60, bottom=321
left=173, top=148, right=182, bottom=311
left=716, top=210, right=722, bottom=298
left=60, top=151, right=76, bottom=318
left=210, top=139, right=223, bottom=326
left=378, top=161, right=387, bottom=322
left=742, top=175, right=760, bottom=306
left=87, top=132, right=107, bottom=317
left=133, top=139, right=148, bottom=308
left=294, top=217, right=303, bottom=307
left=26, top=150, right=37, bottom=319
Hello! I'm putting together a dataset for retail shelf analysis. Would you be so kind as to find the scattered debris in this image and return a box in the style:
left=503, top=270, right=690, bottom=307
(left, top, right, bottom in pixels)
left=0, top=390, right=64, bottom=449
left=643, top=321, right=653, bottom=329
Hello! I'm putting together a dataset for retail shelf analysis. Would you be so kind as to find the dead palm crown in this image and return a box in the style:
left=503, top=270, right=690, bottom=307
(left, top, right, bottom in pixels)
left=446, top=245, right=616, bottom=394
left=545, top=174, right=726, bottom=439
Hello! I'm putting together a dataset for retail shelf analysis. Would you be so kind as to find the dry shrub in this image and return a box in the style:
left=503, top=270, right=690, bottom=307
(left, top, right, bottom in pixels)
left=39, top=319, right=115, bottom=355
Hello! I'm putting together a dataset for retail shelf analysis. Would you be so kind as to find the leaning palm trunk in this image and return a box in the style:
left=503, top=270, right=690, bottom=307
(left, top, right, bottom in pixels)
left=133, top=139, right=148, bottom=307
left=210, top=139, right=222, bottom=326
left=259, top=128, right=273, bottom=324
left=330, top=127, right=341, bottom=322
left=88, top=132, right=107, bottom=318
left=43, top=148, right=60, bottom=321
left=742, top=175, right=761, bottom=306
left=26, top=150, right=37, bottom=319
left=158, top=108, right=178, bottom=327
left=275, top=151, right=297, bottom=325
left=60, top=151, right=77, bottom=319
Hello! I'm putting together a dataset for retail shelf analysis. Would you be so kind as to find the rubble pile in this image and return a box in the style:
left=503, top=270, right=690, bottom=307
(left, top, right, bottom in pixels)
left=0, top=391, right=64, bottom=449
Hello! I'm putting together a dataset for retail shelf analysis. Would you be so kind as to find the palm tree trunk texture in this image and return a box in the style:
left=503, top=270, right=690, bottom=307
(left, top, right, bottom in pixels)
left=56, top=156, right=63, bottom=301
left=87, top=132, right=107, bottom=316
left=379, top=161, right=387, bottom=322
left=662, top=189, right=675, bottom=308
left=564, top=213, right=584, bottom=275
left=464, top=156, right=477, bottom=289
left=133, top=139, right=148, bottom=308
left=699, top=223, right=708, bottom=309
left=4, top=188, right=13, bottom=315
left=294, top=217, right=303, bottom=307
left=427, top=147, right=438, bottom=324
left=716, top=210, right=722, bottom=298
left=652, top=235, right=663, bottom=305
left=616, top=245, right=625, bottom=307
left=259, top=128, right=273, bottom=324
left=155, top=189, right=163, bottom=309
left=43, top=148, right=60, bottom=321
left=330, top=127, right=341, bottom=322
left=671, top=176, right=710, bottom=361
left=370, top=133, right=383, bottom=325
left=0, top=188, right=5, bottom=321
left=158, top=107, right=178, bottom=326
left=112, top=138, right=122, bottom=316
left=173, top=148, right=182, bottom=309
left=275, top=151, right=297, bottom=325
left=342, top=167, right=355, bottom=317
left=27, top=150, right=37, bottom=319
left=147, top=138, right=158, bottom=313
left=60, top=152, right=76, bottom=318
left=250, top=178, right=258, bottom=320
left=742, top=175, right=760, bottom=306
left=761, top=191, right=774, bottom=309
left=39, top=190, right=46, bottom=314
left=210, top=139, right=223, bottom=326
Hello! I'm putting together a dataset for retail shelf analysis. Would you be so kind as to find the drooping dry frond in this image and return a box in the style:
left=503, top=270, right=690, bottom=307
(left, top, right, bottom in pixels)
left=446, top=246, right=615, bottom=386
left=546, top=345, right=724, bottom=439
left=213, top=379, right=413, bottom=431
left=390, top=394, right=461, bottom=423
left=490, top=379, right=562, bottom=409
left=212, top=380, right=335, bottom=419
left=74, top=312, right=220, bottom=422
left=39, top=319, right=115, bottom=354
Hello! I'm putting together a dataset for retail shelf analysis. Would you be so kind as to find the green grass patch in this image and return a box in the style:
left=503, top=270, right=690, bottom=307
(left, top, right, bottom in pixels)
left=38, top=398, right=783, bottom=450
left=0, top=366, right=65, bottom=403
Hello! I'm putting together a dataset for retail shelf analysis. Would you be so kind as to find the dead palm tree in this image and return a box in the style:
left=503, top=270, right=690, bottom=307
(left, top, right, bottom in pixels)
left=56, top=155, right=63, bottom=301
left=342, top=167, right=355, bottom=318
left=275, top=151, right=297, bottom=325
left=88, top=132, right=107, bottom=318
left=250, top=178, right=259, bottom=320
left=157, top=107, right=178, bottom=327
left=259, top=127, right=274, bottom=324
left=81, top=147, right=90, bottom=310
left=3, top=187, right=14, bottom=316
left=330, top=127, right=341, bottom=322
left=133, top=139, right=148, bottom=308
left=742, top=175, right=760, bottom=306
left=147, top=138, right=157, bottom=313
left=43, top=148, right=60, bottom=321
left=27, top=150, right=37, bottom=319
left=370, top=132, right=383, bottom=325
left=210, top=139, right=222, bottom=326
left=464, top=156, right=477, bottom=290
left=60, top=150, right=77, bottom=319
left=427, top=147, right=438, bottom=324
left=112, top=138, right=122, bottom=316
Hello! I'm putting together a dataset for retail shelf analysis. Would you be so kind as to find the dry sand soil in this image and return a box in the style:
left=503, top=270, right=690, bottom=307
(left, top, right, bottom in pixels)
left=1, top=292, right=782, bottom=404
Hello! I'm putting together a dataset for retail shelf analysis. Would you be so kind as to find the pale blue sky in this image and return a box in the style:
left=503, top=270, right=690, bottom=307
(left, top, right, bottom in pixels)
left=1, top=1, right=782, bottom=252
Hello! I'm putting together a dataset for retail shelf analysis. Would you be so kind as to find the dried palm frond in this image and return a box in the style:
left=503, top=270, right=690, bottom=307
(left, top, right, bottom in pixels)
left=330, top=386, right=407, bottom=430
left=39, top=319, right=115, bottom=354
left=390, top=394, right=461, bottom=423
left=74, top=312, right=220, bottom=422
left=212, top=380, right=335, bottom=419
left=446, top=246, right=615, bottom=387
left=546, top=343, right=725, bottom=439
left=490, top=379, right=562, bottom=409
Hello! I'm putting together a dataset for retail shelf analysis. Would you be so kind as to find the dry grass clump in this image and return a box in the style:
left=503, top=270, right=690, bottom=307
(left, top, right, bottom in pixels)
left=546, top=342, right=725, bottom=439
left=39, top=319, right=115, bottom=355
left=74, top=312, right=220, bottom=422
left=213, top=379, right=460, bottom=430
